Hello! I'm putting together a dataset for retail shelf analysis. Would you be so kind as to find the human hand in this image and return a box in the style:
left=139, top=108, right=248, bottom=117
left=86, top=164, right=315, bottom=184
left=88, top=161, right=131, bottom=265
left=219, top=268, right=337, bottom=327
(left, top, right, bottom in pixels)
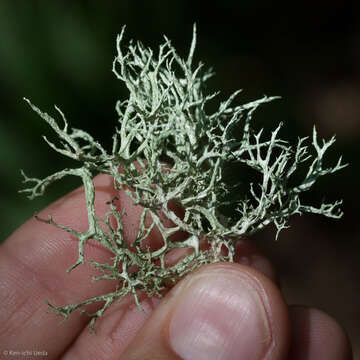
left=0, top=174, right=352, bottom=359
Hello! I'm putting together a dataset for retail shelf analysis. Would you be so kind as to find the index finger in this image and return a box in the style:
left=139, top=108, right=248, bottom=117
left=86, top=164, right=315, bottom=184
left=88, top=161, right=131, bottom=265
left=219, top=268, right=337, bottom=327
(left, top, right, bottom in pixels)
left=0, top=174, right=156, bottom=357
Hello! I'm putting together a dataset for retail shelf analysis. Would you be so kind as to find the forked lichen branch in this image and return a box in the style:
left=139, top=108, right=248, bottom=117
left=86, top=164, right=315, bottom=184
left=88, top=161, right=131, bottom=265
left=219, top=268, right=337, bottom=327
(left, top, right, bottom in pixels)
left=21, top=25, right=346, bottom=330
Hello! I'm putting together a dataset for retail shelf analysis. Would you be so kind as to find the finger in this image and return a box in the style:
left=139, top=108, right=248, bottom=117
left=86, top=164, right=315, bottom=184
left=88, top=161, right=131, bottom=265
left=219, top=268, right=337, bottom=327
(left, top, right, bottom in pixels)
left=1, top=169, right=276, bottom=358
left=59, top=292, right=163, bottom=360
left=60, top=245, right=277, bottom=359
left=234, top=239, right=277, bottom=283
left=119, top=262, right=290, bottom=360
left=0, top=173, right=178, bottom=357
left=288, top=306, right=353, bottom=360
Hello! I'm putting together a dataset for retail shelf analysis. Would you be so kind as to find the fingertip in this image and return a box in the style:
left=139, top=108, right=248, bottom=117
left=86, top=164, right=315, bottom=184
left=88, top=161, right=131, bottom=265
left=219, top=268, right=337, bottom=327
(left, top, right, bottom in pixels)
left=288, top=306, right=353, bottom=360
left=235, top=240, right=278, bottom=283
left=121, top=262, right=290, bottom=360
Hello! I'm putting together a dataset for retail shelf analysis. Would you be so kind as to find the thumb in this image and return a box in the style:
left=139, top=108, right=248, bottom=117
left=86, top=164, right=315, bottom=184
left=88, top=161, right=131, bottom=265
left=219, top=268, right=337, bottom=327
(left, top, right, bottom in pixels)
left=121, top=263, right=290, bottom=360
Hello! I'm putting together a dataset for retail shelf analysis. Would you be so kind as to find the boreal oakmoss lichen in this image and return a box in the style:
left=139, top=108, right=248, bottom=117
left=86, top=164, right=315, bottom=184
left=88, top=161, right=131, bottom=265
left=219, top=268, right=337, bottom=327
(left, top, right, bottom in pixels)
left=20, top=25, right=346, bottom=330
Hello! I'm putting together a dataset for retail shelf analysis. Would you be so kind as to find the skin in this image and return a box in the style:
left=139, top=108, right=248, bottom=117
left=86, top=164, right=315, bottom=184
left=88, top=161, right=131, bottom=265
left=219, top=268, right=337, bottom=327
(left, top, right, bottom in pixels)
left=0, top=174, right=353, bottom=359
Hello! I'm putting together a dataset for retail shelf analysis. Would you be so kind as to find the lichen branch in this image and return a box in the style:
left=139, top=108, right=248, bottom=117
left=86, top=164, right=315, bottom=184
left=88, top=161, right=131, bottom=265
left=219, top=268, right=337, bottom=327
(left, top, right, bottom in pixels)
left=21, top=25, right=346, bottom=329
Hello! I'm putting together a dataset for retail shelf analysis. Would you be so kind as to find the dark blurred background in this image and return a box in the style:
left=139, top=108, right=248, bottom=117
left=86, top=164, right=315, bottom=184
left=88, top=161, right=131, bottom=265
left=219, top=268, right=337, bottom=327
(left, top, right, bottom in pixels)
left=0, top=1, right=359, bottom=357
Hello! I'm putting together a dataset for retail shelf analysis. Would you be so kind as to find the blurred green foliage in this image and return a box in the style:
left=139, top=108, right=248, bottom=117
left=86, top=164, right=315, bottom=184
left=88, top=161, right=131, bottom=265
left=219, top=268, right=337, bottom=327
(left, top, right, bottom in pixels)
left=1, top=1, right=359, bottom=241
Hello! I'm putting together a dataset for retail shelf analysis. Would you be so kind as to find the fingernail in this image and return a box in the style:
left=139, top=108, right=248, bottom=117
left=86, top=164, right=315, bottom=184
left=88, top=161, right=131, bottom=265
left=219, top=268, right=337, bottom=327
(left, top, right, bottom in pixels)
left=169, top=271, right=271, bottom=360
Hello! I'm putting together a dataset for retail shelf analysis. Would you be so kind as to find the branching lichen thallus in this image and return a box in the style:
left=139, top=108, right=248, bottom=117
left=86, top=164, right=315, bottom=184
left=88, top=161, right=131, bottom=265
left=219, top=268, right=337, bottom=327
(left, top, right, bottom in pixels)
left=20, top=25, right=346, bottom=330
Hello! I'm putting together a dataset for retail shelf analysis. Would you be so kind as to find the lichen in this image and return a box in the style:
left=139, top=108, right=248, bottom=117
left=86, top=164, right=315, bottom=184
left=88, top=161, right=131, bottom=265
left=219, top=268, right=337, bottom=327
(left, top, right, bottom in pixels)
left=20, top=25, right=346, bottom=330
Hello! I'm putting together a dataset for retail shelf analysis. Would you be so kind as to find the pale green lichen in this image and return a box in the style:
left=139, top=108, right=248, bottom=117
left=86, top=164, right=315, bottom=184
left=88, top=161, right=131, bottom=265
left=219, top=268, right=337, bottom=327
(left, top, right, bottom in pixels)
left=20, top=25, right=346, bottom=329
